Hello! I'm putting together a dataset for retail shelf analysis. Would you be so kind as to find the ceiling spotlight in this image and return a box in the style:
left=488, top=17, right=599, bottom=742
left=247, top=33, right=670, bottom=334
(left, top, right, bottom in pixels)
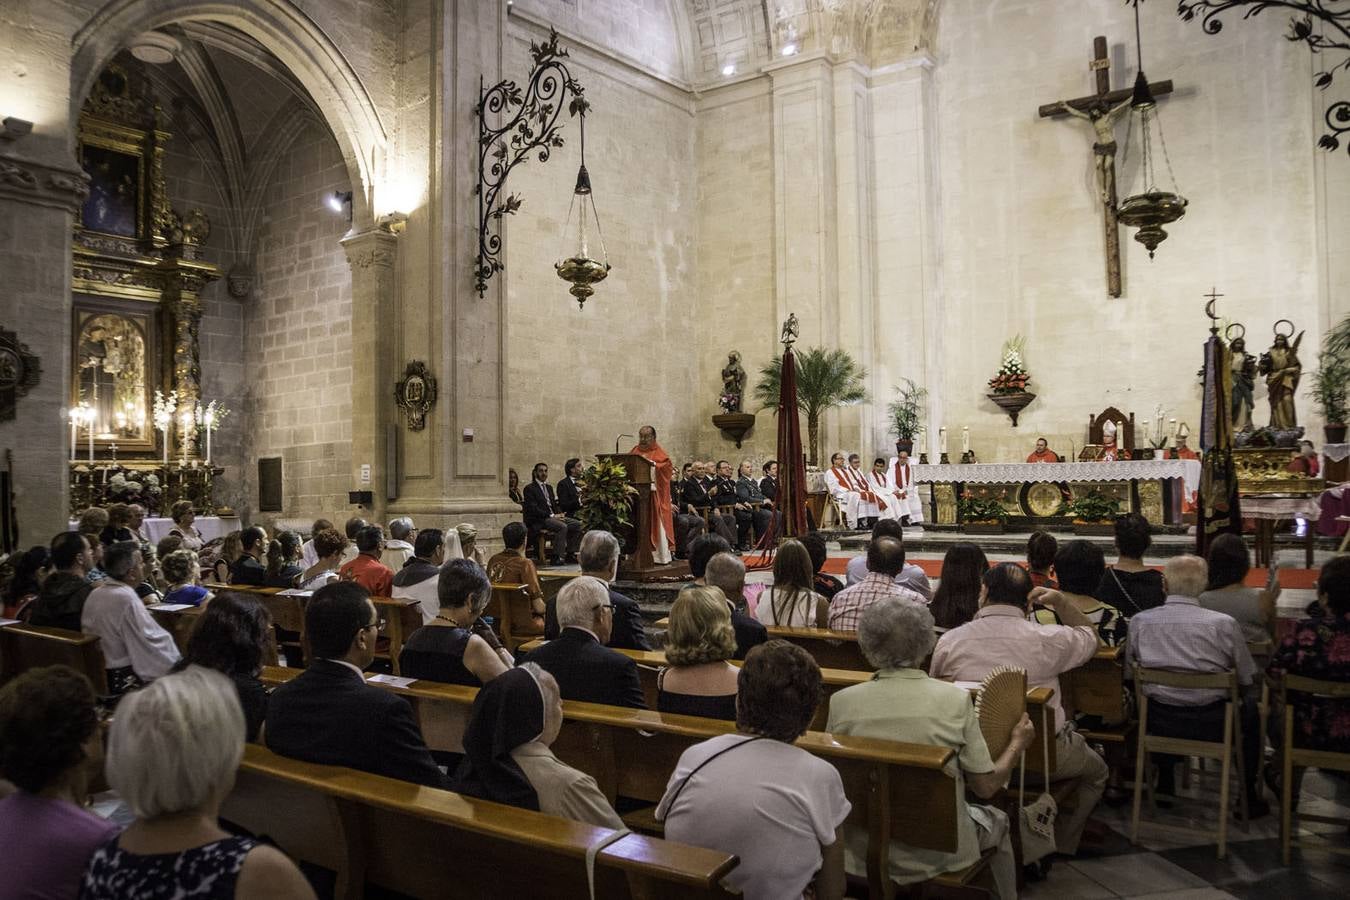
left=128, top=32, right=181, bottom=65
left=327, top=190, right=352, bottom=213
left=780, top=42, right=798, bottom=57
left=722, top=63, right=736, bottom=76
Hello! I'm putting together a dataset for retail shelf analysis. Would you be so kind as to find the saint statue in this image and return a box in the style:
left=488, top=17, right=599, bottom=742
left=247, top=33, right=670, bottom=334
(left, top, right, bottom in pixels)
left=1055, top=96, right=1132, bottom=206
left=1228, top=335, right=1257, bottom=432
left=720, top=351, right=745, bottom=413
left=1259, top=324, right=1304, bottom=430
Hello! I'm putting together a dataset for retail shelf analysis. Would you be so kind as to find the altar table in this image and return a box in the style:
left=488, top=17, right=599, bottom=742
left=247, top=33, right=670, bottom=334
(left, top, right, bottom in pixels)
left=911, top=460, right=1201, bottom=526
left=68, top=515, right=241, bottom=544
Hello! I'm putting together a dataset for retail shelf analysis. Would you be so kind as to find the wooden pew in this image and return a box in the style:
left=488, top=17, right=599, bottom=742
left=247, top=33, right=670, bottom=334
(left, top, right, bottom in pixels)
left=147, top=604, right=205, bottom=654
left=483, top=582, right=542, bottom=651
left=655, top=615, right=872, bottom=672
left=223, top=743, right=739, bottom=899
left=0, top=622, right=109, bottom=694
left=260, top=666, right=961, bottom=898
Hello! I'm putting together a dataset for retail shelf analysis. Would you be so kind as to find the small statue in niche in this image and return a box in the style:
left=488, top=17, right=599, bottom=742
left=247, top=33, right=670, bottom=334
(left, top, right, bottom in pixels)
left=1259, top=321, right=1304, bottom=431
left=720, top=351, right=746, bottom=413
left=1227, top=325, right=1257, bottom=432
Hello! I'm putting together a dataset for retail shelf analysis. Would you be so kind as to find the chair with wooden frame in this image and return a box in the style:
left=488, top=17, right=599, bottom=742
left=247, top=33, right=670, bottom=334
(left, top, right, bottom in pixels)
left=1130, top=667, right=1247, bottom=858
left=1279, top=673, right=1350, bottom=865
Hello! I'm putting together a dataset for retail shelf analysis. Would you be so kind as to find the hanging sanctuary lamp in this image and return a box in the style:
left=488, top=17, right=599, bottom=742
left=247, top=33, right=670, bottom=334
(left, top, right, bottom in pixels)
left=1116, top=0, right=1188, bottom=258
left=554, top=110, right=610, bottom=308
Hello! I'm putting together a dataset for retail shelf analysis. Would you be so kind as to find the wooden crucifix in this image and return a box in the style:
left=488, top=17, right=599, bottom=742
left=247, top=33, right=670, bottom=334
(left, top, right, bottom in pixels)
left=1039, top=36, right=1173, bottom=298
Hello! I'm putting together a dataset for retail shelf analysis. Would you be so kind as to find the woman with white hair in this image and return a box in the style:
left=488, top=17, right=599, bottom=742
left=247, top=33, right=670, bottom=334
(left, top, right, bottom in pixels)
left=450, top=663, right=622, bottom=828
left=827, top=598, right=1033, bottom=900
left=81, top=666, right=316, bottom=900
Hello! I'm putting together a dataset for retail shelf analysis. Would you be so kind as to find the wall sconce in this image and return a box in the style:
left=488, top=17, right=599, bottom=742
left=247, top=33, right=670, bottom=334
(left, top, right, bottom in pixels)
left=1, top=117, right=33, bottom=141
left=326, top=190, right=352, bottom=225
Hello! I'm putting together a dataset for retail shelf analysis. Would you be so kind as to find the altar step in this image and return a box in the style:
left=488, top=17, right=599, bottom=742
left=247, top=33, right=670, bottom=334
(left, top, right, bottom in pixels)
left=835, top=528, right=1339, bottom=559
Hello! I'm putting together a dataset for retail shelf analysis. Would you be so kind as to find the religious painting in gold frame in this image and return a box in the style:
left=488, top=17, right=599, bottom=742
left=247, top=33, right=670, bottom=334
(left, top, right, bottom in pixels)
left=71, top=296, right=159, bottom=453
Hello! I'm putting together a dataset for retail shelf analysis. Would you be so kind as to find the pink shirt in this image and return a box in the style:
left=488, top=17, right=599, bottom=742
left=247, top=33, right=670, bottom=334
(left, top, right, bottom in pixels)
left=929, top=604, right=1097, bottom=732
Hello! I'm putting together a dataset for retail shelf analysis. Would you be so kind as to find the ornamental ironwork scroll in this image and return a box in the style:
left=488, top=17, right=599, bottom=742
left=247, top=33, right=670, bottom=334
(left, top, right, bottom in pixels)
left=1177, top=0, right=1350, bottom=154
left=474, top=28, right=588, bottom=298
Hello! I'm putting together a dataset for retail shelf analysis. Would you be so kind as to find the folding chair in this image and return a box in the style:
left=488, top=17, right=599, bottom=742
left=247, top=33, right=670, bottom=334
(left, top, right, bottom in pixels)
left=1130, top=667, right=1247, bottom=859
left=1279, top=673, right=1350, bottom=865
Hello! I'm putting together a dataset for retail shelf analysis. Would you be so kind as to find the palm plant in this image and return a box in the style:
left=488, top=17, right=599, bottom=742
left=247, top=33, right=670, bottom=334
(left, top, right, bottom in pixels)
left=753, top=347, right=869, bottom=466
left=887, top=378, right=928, bottom=449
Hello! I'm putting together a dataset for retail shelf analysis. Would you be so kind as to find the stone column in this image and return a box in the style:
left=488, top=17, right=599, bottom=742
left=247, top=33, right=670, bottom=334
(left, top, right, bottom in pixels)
left=342, top=227, right=399, bottom=524
left=0, top=153, right=89, bottom=541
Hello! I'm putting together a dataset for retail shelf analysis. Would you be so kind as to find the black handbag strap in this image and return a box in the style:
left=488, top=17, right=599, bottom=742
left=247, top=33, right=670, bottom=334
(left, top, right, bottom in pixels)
left=662, top=736, right=766, bottom=818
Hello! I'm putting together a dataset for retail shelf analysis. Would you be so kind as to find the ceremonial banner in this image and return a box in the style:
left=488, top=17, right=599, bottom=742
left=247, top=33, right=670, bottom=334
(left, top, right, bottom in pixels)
left=1197, top=333, right=1241, bottom=553
left=776, top=345, right=809, bottom=538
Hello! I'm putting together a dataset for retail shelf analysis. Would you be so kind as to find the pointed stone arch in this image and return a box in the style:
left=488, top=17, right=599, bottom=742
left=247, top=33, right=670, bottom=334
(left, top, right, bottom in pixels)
left=70, top=0, right=385, bottom=228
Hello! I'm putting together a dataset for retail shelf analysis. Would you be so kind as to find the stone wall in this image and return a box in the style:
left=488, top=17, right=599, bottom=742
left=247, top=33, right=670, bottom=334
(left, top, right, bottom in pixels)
left=245, top=122, right=354, bottom=523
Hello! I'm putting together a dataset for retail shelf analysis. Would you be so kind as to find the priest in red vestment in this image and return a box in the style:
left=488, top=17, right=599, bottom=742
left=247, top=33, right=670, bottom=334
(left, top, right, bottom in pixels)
left=631, top=426, right=675, bottom=563
left=1174, top=433, right=1200, bottom=513
left=1026, top=437, right=1059, bottom=463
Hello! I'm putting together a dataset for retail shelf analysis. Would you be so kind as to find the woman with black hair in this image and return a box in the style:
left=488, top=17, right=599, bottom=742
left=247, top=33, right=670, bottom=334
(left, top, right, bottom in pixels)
left=3, top=545, right=51, bottom=619
left=1096, top=512, right=1165, bottom=614
left=264, top=531, right=305, bottom=589
left=1199, top=532, right=1278, bottom=644
left=172, top=592, right=273, bottom=741
left=930, top=543, right=989, bottom=632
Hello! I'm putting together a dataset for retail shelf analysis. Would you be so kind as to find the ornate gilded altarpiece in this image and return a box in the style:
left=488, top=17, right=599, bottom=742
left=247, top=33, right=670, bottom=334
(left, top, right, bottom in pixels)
left=69, top=63, right=221, bottom=515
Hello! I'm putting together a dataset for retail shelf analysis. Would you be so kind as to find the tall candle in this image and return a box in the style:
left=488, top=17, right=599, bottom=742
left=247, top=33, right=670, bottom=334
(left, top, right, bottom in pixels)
left=961, top=427, right=970, bottom=454
left=162, top=427, right=169, bottom=466
left=206, top=424, right=212, bottom=465
left=939, top=427, right=948, bottom=456
left=86, top=412, right=94, bottom=464
left=67, top=410, right=76, bottom=463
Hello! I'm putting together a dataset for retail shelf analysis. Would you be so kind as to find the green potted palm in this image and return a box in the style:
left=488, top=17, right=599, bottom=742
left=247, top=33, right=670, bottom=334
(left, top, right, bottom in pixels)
left=1310, top=345, right=1350, bottom=444
left=887, top=378, right=928, bottom=456
left=754, top=347, right=868, bottom=466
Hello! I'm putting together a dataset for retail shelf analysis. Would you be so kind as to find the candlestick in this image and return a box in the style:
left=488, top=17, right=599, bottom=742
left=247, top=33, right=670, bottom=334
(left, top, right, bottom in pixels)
left=86, top=410, right=94, bottom=464
left=939, top=427, right=948, bottom=456
left=961, top=426, right=970, bottom=454
left=67, top=409, right=76, bottom=463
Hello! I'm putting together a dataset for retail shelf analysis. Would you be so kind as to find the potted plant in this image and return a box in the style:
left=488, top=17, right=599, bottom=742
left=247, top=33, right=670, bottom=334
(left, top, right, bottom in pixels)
left=887, top=378, right=928, bottom=456
left=577, top=457, right=638, bottom=550
left=1310, top=345, right=1350, bottom=444
left=754, top=347, right=869, bottom=467
left=957, top=490, right=1009, bottom=534
left=1061, top=489, right=1120, bottom=536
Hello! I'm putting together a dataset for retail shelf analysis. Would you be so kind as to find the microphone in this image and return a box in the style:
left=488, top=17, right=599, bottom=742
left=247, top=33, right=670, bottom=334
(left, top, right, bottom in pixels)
left=615, top=433, right=636, bottom=454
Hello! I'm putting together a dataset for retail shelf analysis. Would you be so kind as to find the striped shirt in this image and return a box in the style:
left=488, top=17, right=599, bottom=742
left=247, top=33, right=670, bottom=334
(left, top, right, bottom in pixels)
left=1126, top=595, right=1254, bottom=706
left=828, top=573, right=925, bottom=631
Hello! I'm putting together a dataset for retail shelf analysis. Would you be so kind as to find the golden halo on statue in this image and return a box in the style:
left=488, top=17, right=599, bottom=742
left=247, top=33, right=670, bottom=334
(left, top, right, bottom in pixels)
left=1225, top=323, right=1245, bottom=342
left=1273, top=319, right=1295, bottom=339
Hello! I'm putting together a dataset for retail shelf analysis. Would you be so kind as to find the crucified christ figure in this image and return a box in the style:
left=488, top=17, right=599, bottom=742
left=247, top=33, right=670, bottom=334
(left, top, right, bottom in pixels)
left=1055, top=96, right=1132, bottom=206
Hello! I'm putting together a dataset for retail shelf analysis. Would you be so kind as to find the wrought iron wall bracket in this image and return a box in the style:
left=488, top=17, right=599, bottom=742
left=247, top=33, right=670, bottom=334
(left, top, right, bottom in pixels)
left=474, top=28, right=588, bottom=298
left=1177, top=0, right=1350, bottom=154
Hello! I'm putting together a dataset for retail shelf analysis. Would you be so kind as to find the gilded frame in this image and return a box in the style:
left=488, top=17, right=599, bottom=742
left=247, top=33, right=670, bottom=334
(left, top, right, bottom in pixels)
left=71, top=294, right=160, bottom=454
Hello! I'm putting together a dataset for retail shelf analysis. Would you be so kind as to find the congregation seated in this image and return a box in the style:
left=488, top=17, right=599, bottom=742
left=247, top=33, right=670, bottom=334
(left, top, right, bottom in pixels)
left=1095, top=512, right=1165, bottom=614
left=339, top=516, right=366, bottom=565
left=929, top=542, right=988, bottom=632
left=671, top=462, right=708, bottom=558
left=521, top=576, right=645, bottom=709
left=450, top=663, right=623, bottom=829
left=829, top=599, right=1033, bottom=899
left=81, top=542, right=181, bottom=695
left=383, top=516, right=417, bottom=570
left=77, top=507, right=109, bottom=545
left=297, top=528, right=346, bottom=590
left=1268, top=555, right=1350, bottom=755
left=701, top=547, right=768, bottom=659
left=27, top=532, right=94, bottom=631
left=930, top=563, right=1107, bottom=856
left=298, top=517, right=333, bottom=569
left=486, top=522, right=545, bottom=627
left=844, top=518, right=933, bottom=600
left=657, top=586, right=741, bottom=721
left=523, top=461, right=582, bottom=566
left=391, top=527, right=449, bottom=623
left=543, top=530, right=650, bottom=650
left=211, top=530, right=244, bottom=584
left=1128, top=555, right=1266, bottom=816
left=803, top=531, right=844, bottom=600
left=398, top=558, right=512, bottom=687
left=85, top=666, right=315, bottom=899
left=228, top=526, right=268, bottom=586
left=507, top=467, right=524, bottom=507
left=263, top=531, right=305, bottom=589
left=656, top=640, right=849, bottom=900
left=265, top=582, right=446, bottom=788
left=154, top=534, right=183, bottom=578
left=338, top=525, right=394, bottom=598
left=166, top=500, right=204, bottom=551
left=98, top=502, right=137, bottom=547
left=170, top=592, right=273, bottom=741
left=161, top=549, right=211, bottom=607
left=3, top=545, right=50, bottom=620
left=830, top=537, right=923, bottom=631
left=682, top=461, right=737, bottom=548
left=0, top=665, right=117, bottom=900
left=1032, top=540, right=1126, bottom=645
left=1027, top=530, right=1058, bottom=588
left=755, top=538, right=829, bottom=628
left=1199, top=533, right=1278, bottom=645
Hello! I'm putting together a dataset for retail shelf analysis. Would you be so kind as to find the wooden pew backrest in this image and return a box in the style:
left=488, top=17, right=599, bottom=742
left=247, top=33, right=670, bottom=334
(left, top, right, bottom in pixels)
left=0, top=623, right=108, bottom=695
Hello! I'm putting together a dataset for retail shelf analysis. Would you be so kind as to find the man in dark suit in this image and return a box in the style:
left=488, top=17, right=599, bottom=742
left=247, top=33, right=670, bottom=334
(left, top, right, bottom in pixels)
left=264, top=581, right=446, bottom=787
left=734, top=460, right=775, bottom=549
left=759, top=459, right=778, bottom=503
left=682, top=462, right=737, bottom=547
left=524, top=576, right=646, bottom=709
left=523, top=462, right=582, bottom=566
left=543, top=530, right=650, bottom=650
left=689, top=534, right=768, bottom=659
left=556, top=457, right=583, bottom=517
left=229, top=526, right=268, bottom=585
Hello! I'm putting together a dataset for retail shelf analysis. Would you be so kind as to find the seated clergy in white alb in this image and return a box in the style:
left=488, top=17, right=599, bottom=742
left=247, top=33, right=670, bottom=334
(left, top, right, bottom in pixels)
left=825, top=453, right=863, bottom=528
left=847, top=454, right=883, bottom=526
left=886, top=450, right=924, bottom=525
left=867, top=458, right=902, bottom=522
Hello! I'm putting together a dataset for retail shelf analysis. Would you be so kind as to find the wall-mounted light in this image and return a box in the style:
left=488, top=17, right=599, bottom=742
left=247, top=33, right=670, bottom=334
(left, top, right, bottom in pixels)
left=1, top=117, right=33, bottom=141
left=780, top=42, right=798, bottom=57
left=327, top=190, right=352, bottom=213
left=722, top=63, right=737, bottom=76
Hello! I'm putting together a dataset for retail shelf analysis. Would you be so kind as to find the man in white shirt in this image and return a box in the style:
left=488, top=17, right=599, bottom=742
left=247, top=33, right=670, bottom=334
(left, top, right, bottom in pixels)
left=80, top=541, right=181, bottom=693
left=886, top=450, right=924, bottom=525
left=300, top=517, right=335, bottom=569
left=384, top=516, right=417, bottom=571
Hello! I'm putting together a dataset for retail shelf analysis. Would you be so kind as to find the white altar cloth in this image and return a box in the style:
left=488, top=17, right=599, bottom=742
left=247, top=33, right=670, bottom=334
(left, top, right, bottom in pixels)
left=910, top=460, right=1201, bottom=495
